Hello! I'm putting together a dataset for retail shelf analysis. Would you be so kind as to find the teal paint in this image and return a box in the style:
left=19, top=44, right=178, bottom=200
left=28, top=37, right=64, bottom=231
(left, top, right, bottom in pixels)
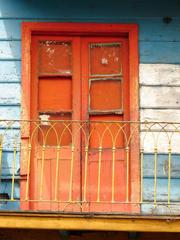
left=143, top=154, right=180, bottom=178
left=0, top=83, right=20, bottom=104
left=0, top=0, right=180, bottom=19
left=0, top=61, right=21, bottom=82
left=1, top=151, right=20, bottom=176
left=0, top=106, right=20, bottom=119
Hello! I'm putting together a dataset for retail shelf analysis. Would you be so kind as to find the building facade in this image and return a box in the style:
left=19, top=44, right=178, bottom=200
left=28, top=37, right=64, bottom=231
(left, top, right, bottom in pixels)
left=0, top=0, right=180, bottom=239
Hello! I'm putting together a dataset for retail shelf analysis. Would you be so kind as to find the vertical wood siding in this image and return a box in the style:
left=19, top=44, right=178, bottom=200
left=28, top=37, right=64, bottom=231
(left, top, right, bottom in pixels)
left=0, top=0, right=180, bottom=212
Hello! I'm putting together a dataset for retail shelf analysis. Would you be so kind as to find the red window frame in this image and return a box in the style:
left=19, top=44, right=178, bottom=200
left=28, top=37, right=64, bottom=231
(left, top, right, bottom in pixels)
left=21, top=22, right=140, bottom=209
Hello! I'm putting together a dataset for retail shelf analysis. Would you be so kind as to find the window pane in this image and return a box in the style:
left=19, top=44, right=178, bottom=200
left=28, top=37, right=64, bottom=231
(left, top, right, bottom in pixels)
left=90, top=80, right=122, bottom=111
left=39, top=41, right=72, bottom=75
left=38, top=78, right=72, bottom=111
left=90, top=43, right=122, bottom=76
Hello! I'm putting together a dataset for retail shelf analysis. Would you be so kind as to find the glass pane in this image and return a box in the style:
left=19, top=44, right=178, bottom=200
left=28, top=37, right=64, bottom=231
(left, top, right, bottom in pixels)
left=90, top=43, right=122, bottom=76
left=38, top=78, right=72, bottom=111
left=38, top=113, right=72, bottom=146
left=90, top=80, right=122, bottom=111
left=39, top=41, right=72, bottom=75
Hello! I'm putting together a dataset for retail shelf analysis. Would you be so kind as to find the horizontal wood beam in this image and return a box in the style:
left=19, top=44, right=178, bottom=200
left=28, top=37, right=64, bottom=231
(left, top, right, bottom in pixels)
left=0, top=213, right=179, bottom=232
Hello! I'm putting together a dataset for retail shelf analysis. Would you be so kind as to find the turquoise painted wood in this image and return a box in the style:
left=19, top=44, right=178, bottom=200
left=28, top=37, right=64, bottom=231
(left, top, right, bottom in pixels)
left=1, top=151, right=20, bottom=175
left=1, top=19, right=180, bottom=42
left=0, top=0, right=180, bottom=18
left=140, top=42, right=180, bottom=63
left=0, top=201, right=19, bottom=210
left=0, top=180, right=19, bottom=210
left=143, top=177, right=180, bottom=202
left=0, top=41, right=21, bottom=60
left=0, top=180, right=20, bottom=199
left=143, top=154, right=180, bottom=178
left=0, top=83, right=20, bottom=105
left=0, top=129, right=20, bottom=151
left=0, top=106, right=20, bottom=119
left=141, top=204, right=180, bottom=215
left=0, top=61, right=21, bottom=82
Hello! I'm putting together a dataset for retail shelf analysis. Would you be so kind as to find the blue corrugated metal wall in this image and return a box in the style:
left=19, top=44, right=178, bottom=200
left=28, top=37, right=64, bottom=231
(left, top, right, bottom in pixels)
left=0, top=0, right=180, bottom=212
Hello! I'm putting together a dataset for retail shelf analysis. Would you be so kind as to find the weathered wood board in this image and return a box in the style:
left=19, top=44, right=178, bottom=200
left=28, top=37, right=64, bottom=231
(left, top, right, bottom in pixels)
left=143, top=154, right=180, bottom=178
left=0, top=106, right=20, bottom=119
left=143, top=177, right=180, bottom=202
left=1, top=150, right=20, bottom=176
left=141, top=109, right=180, bottom=122
left=0, top=129, right=20, bottom=151
left=140, top=64, right=180, bottom=86
left=0, top=180, right=19, bottom=210
left=140, top=86, right=180, bottom=108
left=141, top=203, right=180, bottom=215
left=0, top=41, right=21, bottom=60
left=141, top=131, right=180, bottom=153
left=0, top=83, right=20, bottom=105
left=140, top=42, right=180, bottom=64
left=1, top=19, right=180, bottom=42
left=0, top=61, right=21, bottom=82
left=0, top=0, right=180, bottom=19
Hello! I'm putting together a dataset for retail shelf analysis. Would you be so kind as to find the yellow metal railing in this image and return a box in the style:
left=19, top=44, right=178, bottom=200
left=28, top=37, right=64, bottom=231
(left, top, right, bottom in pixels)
left=0, top=120, right=179, bottom=214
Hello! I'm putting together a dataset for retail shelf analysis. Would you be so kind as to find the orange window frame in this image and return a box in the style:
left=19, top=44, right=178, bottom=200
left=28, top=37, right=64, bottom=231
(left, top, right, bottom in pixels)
left=21, top=22, right=140, bottom=207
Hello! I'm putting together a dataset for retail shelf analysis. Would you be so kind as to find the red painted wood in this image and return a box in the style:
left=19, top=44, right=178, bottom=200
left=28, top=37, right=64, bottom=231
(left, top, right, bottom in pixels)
left=27, top=36, right=81, bottom=211
left=81, top=37, right=131, bottom=212
left=21, top=23, right=139, bottom=213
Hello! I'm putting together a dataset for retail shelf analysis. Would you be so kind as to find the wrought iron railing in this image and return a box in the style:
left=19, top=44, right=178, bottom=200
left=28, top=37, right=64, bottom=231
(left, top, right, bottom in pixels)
left=0, top=119, right=180, bottom=214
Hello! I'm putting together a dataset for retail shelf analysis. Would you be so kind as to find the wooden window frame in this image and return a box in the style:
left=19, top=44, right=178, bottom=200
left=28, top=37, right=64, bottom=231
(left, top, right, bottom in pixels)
left=21, top=22, right=140, bottom=207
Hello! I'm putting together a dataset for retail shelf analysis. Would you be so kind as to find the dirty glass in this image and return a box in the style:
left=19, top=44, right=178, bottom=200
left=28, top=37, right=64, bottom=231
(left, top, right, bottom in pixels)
left=39, top=41, right=72, bottom=75
left=90, top=43, right=122, bottom=76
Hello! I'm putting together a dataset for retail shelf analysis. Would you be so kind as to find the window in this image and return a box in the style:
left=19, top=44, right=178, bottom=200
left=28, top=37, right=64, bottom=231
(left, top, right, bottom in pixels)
left=21, top=23, right=139, bottom=212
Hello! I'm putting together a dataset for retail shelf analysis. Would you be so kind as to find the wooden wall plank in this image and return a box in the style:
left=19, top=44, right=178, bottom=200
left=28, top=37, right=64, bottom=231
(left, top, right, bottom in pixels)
left=141, top=131, right=180, bottom=153
left=1, top=19, right=180, bottom=42
left=1, top=151, right=20, bottom=176
left=0, top=61, right=21, bottom=82
left=139, top=19, right=180, bottom=42
left=143, top=177, right=180, bottom=201
left=141, top=203, right=180, bottom=215
left=143, top=154, right=180, bottom=178
left=140, top=64, right=180, bottom=86
left=140, top=42, right=180, bottom=64
left=0, top=83, right=20, bottom=105
left=140, top=86, right=180, bottom=108
left=0, top=20, right=21, bottom=40
left=0, top=41, right=21, bottom=60
left=0, top=179, right=19, bottom=198
left=140, top=109, right=180, bottom=122
left=0, top=106, right=20, bottom=119
left=0, top=201, right=19, bottom=210
left=0, top=0, right=179, bottom=18
left=0, top=129, right=20, bottom=151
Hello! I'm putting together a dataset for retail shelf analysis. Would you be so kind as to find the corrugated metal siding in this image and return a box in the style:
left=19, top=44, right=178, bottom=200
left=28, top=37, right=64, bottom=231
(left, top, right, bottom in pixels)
left=0, top=0, right=180, bottom=212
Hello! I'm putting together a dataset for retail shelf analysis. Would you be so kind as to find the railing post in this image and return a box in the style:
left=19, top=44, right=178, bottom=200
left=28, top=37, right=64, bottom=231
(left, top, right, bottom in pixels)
left=168, top=145, right=172, bottom=208
left=140, top=147, right=144, bottom=203
left=154, top=146, right=158, bottom=208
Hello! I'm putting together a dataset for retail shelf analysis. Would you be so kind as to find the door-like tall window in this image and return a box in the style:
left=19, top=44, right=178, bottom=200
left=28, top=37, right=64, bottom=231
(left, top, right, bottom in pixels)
left=21, top=23, right=139, bottom=213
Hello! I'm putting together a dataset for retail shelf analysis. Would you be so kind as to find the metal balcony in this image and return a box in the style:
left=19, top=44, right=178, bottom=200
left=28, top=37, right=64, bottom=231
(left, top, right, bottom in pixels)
left=0, top=119, right=179, bottom=215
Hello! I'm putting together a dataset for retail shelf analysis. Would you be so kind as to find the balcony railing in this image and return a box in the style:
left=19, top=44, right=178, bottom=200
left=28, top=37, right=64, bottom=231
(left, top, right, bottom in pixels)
left=0, top=119, right=180, bottom=215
